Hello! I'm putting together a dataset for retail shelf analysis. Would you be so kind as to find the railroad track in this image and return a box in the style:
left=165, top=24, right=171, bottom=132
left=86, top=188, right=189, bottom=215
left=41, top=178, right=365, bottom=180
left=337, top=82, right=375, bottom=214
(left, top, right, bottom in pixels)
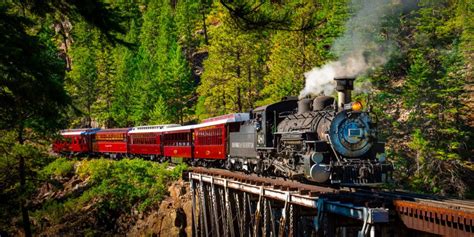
left=188, top=167, right=339, bottom=195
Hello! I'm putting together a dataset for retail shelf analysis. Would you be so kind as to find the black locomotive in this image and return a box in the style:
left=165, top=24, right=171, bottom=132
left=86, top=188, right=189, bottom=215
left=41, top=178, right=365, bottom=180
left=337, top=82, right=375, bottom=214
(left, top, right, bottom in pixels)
left=227, top=77, right=392, bottom=185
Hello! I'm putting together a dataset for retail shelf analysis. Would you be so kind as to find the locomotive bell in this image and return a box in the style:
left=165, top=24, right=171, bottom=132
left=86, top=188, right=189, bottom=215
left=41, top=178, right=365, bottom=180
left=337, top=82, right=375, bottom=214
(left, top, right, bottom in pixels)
left=334, top=77, right=355, bottom=110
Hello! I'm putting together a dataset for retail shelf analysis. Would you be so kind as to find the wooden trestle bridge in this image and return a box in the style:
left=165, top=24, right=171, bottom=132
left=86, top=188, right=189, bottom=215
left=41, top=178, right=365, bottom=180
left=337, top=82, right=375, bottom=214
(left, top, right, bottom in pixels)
left=187, top=168, right=474, bottom=237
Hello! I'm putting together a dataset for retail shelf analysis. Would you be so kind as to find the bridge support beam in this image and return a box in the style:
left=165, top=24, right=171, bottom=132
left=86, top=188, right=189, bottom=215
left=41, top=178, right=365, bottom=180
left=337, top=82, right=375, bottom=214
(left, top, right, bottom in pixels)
left=189, top=172, right=389, bottom=237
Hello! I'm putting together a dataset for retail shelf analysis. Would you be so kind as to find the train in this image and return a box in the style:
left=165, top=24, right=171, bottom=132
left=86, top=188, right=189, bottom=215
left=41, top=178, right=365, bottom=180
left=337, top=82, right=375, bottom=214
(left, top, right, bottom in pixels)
left=53, top=77, right=393, bottom=186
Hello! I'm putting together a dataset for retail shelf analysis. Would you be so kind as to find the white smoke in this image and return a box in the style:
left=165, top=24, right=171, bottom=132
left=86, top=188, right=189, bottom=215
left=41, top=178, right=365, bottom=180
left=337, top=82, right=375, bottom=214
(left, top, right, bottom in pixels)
left=300, top=0, right=402, bottom=98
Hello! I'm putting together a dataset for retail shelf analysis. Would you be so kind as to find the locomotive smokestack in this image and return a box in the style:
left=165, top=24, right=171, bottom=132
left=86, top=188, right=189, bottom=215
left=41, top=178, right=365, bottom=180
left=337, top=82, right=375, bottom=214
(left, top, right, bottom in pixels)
left=334, top=77, right=355, bottom=109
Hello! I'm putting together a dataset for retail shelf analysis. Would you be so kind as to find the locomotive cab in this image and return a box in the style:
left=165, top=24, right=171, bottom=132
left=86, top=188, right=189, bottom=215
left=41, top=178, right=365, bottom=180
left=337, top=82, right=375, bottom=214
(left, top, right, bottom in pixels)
left=252, top=98, right=298, bottom=149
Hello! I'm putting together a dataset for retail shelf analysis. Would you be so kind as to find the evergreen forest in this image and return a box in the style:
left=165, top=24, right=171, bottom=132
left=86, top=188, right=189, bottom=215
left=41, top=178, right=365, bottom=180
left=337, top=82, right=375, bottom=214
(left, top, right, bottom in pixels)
left=0, top=0, right=473, bottom=235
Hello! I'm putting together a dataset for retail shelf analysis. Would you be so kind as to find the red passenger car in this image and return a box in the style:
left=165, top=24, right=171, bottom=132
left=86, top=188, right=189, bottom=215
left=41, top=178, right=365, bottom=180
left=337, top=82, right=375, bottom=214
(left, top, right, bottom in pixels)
left=128, top=124, right=180, bottom=157
left=162, top=126, right=194, bottom=158
left=92, top=128, right=130, bottom=155
left=53, top=128, right=97, bottom=154
left=193, top=124, right=226, bottom=159
left=193, top=113, right=249, bottom=160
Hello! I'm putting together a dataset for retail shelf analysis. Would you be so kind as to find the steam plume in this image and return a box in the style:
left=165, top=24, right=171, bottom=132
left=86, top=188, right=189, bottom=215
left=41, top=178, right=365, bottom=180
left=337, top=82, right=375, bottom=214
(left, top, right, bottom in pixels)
left=300, top=0, right=402, bottom=98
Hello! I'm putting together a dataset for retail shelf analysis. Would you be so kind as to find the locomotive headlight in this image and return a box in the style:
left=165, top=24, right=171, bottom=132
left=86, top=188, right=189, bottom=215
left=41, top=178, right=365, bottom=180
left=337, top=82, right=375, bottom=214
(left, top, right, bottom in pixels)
left=351, top=101, right=363, bottom=111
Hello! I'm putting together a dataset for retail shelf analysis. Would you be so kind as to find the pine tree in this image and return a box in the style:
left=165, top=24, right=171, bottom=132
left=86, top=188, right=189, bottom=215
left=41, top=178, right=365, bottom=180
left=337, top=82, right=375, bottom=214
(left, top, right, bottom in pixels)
left=136, top=0, right=164, bottom=123
left=136, top=0, right=196, bottom=124
left=0, top=6, right=71, bottom=236
left=197, top=8, right=268, bottom=118
left=175, top=0, right=200, bottom=57
left=166, top=43, right=195, bottom=124
left=107, top=1, right=143, bottom=127
left=0, top=1, right=128, bottom=235
left=66, top=22, right=99, bottom=127
left=94, top=39, right=118, bottom=127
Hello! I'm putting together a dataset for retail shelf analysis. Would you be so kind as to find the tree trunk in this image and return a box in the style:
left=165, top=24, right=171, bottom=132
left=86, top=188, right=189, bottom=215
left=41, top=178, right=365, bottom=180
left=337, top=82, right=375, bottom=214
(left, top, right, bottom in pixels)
left=18, top=124, right=32, bottom=237
left=201, top=9, right=209, bottom=45
left=87, top=105, right=92, bottom=128
left=236, top=52, right=242, bottom=112
left=222, top=88, right=226, bottom=114
left=301, top=29, right=307, bottom=72
left=247, top=64, right=252, bottom=109
left=237, top=87, right=242, bottom=112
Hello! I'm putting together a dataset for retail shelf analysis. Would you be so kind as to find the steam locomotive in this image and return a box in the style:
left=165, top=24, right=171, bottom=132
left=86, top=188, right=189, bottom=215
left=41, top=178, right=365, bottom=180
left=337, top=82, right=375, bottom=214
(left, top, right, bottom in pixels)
left=54, top=77, right=392, bottom=185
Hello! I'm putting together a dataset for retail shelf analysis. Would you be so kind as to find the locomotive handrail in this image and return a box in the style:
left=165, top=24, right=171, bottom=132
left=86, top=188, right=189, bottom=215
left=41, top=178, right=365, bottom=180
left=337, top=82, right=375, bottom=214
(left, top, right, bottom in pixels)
left=278, top=111, right=295, bottom=118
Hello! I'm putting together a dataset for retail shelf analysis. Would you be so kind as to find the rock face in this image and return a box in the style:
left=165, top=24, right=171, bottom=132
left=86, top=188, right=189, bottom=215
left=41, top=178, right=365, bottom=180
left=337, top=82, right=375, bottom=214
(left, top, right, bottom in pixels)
left=128, top=180, right=193, bottom=237
left=33, top=176, right=91, bottom=206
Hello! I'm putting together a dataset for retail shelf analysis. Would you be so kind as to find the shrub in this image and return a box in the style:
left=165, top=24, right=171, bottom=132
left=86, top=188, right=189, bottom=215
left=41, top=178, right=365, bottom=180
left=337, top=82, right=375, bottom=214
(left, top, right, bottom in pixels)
left=40, top=157, right=75, bottom=178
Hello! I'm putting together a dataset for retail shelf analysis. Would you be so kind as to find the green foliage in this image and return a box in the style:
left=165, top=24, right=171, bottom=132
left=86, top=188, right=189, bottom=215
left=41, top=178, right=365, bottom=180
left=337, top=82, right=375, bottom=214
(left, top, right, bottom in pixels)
left=369, top=0, right=473, bottom=197
left=66, top=22, right=100, bottom=127
left=80, top=159, right=183, bottom=209
left=110, top=18, right=142, bottom=127
left=65, top=1, right=350, bottom=123
left=260, top=2, right=348, bottom=105
left=65, top=0, right=197, bottom=126
left=40, top=157, right=75, bottom=178
left=198, top=8, right=268, bottom=116
left=219, top=0, right=322, bottom=31
left=197, top=2, right=348, bottom=115
left=0, top=131, right=54, bottom=233
left=32, top=159, right=187, bottom=233
left=0, top=5, right=71, bottom=135
left=0, top=0, right=129, bottom=235
left=259, top=2, right=347, bottom=105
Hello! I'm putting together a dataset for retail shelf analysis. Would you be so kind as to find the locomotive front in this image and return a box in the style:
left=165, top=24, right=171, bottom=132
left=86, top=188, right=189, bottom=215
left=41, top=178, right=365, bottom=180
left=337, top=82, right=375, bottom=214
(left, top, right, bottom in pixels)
left=276, top=77, right=392, bottom=185
left=328, top=78, right=376, bottom=158
left=329, top=106, right=375, bottom=158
